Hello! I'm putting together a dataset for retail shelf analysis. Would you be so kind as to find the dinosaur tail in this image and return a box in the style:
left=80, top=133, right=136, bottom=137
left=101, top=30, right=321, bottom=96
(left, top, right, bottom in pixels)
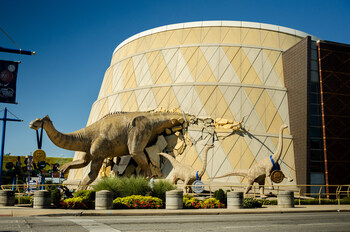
left=209, top=169, right=248, bottom=179
left=159, top=152, right=178, bottom=167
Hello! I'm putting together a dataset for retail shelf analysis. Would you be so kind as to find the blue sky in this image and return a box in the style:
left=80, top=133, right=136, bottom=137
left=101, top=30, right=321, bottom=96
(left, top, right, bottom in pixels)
left=0, top=0, right=349, bottom=158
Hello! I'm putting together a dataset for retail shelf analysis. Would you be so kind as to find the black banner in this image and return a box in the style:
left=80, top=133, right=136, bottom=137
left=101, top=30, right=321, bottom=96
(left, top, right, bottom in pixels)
left=0, top=60, right=19, bottom=104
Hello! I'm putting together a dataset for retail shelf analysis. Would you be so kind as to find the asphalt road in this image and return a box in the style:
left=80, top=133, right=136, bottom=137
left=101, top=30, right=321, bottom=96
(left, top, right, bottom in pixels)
left=1, top=212, right=350, bottom=232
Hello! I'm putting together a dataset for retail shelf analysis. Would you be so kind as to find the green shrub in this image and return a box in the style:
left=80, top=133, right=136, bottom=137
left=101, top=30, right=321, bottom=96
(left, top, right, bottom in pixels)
left=213, top=189, right=226, bottom=205
left=203, top=198, right=225, bottom=208
left=92, top=177, right=120, bottom=197
left=15, top=195, right=32, bottom=205
left=74, top=190, right=95, bottom=202
left=51, top=188, right=61, bottom=207
left=151, top=179, right=176, bottom=202
left=113, top=195, right=163, bottom=209
left=93, top=176, right=151, bottom=197
left=243, top=198, right=263, bottom=208
left=183, top=195, right=203, bottom=209
left=61, top=190, right=95, bottom=209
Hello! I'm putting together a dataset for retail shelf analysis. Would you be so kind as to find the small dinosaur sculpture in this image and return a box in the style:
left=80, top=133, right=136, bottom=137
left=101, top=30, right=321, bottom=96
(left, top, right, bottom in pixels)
left=159, top=144, right=214, bottom=193
left=210, top=124, right=291, bottom=198
left=29, top=111, right=193, bottom=191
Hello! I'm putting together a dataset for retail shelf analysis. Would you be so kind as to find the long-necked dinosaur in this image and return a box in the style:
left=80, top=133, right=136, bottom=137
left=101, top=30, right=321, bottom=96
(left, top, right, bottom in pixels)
left=210, top=124, right=291, bottom=198
left=159, top=144, right=214, bottom=193
left=29, top=111, right=193, bottom=191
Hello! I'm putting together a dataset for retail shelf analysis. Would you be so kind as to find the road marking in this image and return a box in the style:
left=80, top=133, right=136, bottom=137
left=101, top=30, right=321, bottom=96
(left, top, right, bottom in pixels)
left=69, top=219, right=121, bottom=232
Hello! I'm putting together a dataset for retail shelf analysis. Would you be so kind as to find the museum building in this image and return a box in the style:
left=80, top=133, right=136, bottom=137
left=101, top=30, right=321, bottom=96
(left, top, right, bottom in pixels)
left=67, top=21, right=350, bottom=194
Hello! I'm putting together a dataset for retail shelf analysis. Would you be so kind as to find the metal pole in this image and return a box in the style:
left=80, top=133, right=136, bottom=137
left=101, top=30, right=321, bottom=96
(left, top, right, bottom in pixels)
left=0, top=108, right=7, bottom=186
left=0, top=46, right=35, bottom=56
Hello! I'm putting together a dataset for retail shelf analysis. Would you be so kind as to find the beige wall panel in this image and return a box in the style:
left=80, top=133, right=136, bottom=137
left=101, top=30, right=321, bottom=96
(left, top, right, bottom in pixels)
left=173, top=49, right=195, bottom=83
left=194, top=85, right=216, bottom=117
left=202, top=46, right=221, bottom=82
left=147, top=51, right=172, bottom=84
left=218, top=134, right=240, bottom=157
left=241, top=28, right=261, bottom=46
left=182, top=27, right=201, bottom=45
left=103, top=68, right=113, bottom=97
left=174, top=86, right=205, bottom=116
left=221, top=27, right=241, bottom=44
left=272, top=55, right=285, bottom=85
left=165, top=29, right=183, bottom=47
left=261, top=30, right=280, bottom=48
left=181, top=47, right=202, bottom=81
left=279, top=33, right=297, bottom=51
left=133, top=54, right=153, bottom=87
left=266, top=89, right=288, bottom=125
left=201, top=27, right=221, bottom=44
left=279, top=140, right=296, bottom=182
left=112, top=62, right=123, bottom=93
left=206, top=143, right=228, bottom=177
left=149, top=32, right=167, bottom=50
left=122, top=58, right=137, bottom=89
left=242, top=48, right=264, bottom=85
left=162, top=48, right=179, bottom=82
left=252, top=89, right=268, bottom=129
left=220, top=86, right=242, bottom=120
left=227, top=137, right=244, bottom=169
left=217, top=47, right=240, bottom=83
left=135, top=89, right=157, bottom=111
left=96, top=98, right=109, bottom=120
left=197, top=47, right=217, bottom=82
left=177, top=145, right=198, bottom=166
left=135, top=35, right=152, bottom=54
left=264, top=97, right=286, bottom=134
left=107, top=94, right=122, bottom=112
left=120, top=91, right=139, bottom=111
left=214, top=91, right=235, bottom=120
left=153, top=87, right=179, bottom=109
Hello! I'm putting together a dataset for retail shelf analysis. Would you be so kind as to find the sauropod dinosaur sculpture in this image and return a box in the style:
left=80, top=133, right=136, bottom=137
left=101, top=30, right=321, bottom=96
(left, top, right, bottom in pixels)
left=210, top=124, right=291, bottom=198
left=159, top=144, right=214, bottom=193
left=29, top=111, right=193, bottom=191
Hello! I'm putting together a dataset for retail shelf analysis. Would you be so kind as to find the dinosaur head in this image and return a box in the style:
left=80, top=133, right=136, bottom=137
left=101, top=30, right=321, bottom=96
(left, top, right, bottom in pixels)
left=29, top=115, right=50, bottom=130
left=281, top=124, right=288, bottom=130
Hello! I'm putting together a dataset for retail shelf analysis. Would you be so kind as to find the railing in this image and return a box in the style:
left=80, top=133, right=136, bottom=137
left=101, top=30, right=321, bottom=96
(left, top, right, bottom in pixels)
left=1, top=183, right=350, bottom=205
left=179, top=183, right=350, bottom=205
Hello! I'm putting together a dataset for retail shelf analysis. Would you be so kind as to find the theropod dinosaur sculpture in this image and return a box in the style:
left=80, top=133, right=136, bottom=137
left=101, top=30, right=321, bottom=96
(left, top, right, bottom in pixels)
left=159, top=144, right=214, bottom=193
left=210, top=124, right=291, bottom=198
left=29, top=111, right=193, bottom=191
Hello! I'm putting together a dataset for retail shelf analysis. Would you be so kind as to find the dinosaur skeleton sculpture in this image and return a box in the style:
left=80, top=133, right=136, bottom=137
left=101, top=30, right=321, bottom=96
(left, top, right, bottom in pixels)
left=29, top=111, right=194, bottom=191
left=210, top=124, right=292, bottom=198
left=159, top=144, right=214, bottom=193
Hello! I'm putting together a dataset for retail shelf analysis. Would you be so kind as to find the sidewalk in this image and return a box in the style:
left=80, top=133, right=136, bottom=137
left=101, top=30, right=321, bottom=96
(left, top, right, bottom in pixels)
left=1, top=204, right=349, bottom=217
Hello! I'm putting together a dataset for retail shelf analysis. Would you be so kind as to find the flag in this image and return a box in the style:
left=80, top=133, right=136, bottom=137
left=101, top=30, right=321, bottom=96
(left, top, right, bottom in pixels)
left=0, top=60, right=19, bottom=104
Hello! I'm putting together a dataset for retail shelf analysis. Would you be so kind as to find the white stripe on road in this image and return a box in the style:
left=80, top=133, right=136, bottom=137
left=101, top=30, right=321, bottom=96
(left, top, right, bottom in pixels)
left=69, top=219, right=121, bottom=232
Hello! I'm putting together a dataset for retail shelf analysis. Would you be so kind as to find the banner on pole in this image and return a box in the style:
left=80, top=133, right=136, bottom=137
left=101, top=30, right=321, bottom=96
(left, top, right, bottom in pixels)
left=0, top=60, right=19, bottom=104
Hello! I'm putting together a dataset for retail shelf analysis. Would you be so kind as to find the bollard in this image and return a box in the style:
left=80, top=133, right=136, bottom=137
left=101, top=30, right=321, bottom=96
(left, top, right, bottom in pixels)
left=0, top=190, right=15, bottom=206
left=278, top=191, right=294, bottom=208
left=166, top=190, right=183, bottom=210
left=95, top=190, right=113, bottom=210
left=33, top=190, right=51, bottom=209
left=227, top=191, right=243, bottom=209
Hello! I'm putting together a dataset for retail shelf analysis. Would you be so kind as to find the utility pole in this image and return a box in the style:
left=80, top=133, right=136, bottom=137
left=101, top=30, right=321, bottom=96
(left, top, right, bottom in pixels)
left=0, top=107, right=22, bottom=186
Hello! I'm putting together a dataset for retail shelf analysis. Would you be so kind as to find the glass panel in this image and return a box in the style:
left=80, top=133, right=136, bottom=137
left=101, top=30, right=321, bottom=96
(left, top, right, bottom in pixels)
left=310, top=126, right=322, bottom=137
left=310, top=93, right=319, bottom=104
left=310, top=149, right=324, bottom=161
left=310, top=104, right=320, bottom=115
left=310, top=82, right=320, bottom=93
left=311, top=138, right=323, bottom=149
left=310, top=115, right=321, bottom=126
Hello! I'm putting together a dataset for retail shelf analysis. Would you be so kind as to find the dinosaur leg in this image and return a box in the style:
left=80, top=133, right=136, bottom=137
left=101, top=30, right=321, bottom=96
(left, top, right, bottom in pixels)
left=76, top=158, right=104, bottom=191
left=244, top=180, right=254, bottom=196
left=127, top=116, right=153, bottom=177
left=59, top=152, right=91, bottom=174
left=258, top=180, right=268, bottom=199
